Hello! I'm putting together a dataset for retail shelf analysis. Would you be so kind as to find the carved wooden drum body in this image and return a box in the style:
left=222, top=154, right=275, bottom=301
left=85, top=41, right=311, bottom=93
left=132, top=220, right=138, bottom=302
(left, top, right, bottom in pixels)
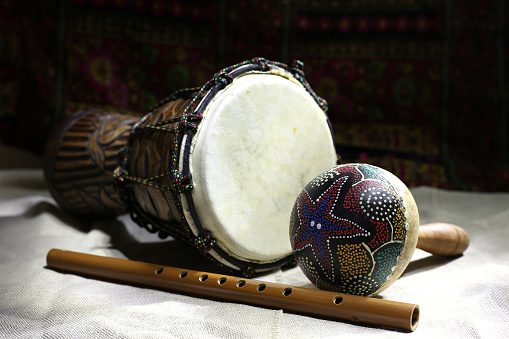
left=45, top=58, right=338, bottom=277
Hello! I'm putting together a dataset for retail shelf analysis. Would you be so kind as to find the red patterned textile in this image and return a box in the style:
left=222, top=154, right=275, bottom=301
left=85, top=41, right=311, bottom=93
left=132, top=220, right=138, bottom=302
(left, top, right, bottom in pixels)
left=1, top=0, right=508, bottom=191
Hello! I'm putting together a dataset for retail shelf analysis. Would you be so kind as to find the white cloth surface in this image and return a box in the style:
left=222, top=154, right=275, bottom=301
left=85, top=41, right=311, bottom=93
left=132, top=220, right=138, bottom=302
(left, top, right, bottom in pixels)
left=0, top=169, right=508, bottom=338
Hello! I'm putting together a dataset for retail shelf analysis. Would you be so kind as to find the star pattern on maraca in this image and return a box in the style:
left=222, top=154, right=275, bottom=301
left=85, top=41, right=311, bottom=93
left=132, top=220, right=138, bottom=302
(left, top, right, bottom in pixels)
left=292, top=175, right=371, bottom=281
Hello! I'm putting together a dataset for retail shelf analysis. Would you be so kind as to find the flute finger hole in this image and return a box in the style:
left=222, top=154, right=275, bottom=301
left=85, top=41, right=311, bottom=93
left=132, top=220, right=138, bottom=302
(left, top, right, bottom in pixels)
left=199, top=274, right=208, bottom=282
left=155, top=267, right=164, bottom=275
left=282, top=288, right=292, bottom=296
left=218, top=277, right=227, bottom=284
left=179, top=271, right=188, bottom=278
left=236, top=280, right=246, bottom=288
left=257, top=284, right=266, bottom=292
left=333, top=296, right=343, bottom=305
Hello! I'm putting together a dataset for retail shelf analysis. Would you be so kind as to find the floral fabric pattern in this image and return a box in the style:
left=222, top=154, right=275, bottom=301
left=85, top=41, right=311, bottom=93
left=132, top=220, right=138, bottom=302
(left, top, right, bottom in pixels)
left=0, top=0, right=507, bottom=191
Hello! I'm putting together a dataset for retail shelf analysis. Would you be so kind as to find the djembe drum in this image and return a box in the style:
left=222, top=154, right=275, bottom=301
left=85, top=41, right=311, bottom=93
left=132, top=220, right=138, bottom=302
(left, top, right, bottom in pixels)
left=44, top=58, right=338, bottom=277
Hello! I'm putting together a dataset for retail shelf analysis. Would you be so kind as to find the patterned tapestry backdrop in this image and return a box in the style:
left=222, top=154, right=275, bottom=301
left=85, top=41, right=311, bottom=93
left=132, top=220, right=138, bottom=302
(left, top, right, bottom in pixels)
left=1, top=0, right=508, bottom=191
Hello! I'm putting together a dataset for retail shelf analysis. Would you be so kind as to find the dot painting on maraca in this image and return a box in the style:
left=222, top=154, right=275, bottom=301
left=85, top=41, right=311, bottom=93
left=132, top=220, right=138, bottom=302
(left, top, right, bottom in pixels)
left=290, top=163, right=469, bottom=296
left=290, top=163, right=417, bottom=296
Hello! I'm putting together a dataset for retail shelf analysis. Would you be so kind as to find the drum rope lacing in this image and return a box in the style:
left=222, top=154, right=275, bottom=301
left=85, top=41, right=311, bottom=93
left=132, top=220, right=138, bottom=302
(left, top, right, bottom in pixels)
left=114, top=57, right=332, bottom=277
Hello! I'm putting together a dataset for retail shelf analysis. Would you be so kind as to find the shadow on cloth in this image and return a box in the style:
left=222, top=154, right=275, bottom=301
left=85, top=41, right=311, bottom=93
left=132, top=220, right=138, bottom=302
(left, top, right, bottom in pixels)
left=94, top=217, right=234, bottom=276
left=1, top=174, right=48, bottom=191
left=402, top=254, right=463, bottom=278
left=25, top=201, right=92, bottom=232
left=35, top=201, right=464, bottom=281
left=25, top=201, right=231, bottom=275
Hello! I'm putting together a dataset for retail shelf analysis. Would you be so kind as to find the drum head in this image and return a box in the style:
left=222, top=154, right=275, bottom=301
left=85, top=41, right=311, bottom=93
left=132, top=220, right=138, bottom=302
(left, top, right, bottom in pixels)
left=184, top=70, right=337, bottom=264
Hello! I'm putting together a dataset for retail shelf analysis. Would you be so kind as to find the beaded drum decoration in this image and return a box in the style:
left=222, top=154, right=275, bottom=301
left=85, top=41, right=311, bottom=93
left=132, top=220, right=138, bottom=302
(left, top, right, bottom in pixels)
left=289, top=164, right=419, bottom=296
left=114, top=58, right=338, bottom=277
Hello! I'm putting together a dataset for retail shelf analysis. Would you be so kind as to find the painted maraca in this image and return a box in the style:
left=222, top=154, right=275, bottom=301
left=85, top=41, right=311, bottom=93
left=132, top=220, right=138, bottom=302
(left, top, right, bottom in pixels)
left=289, top=163, right=469, bottom=296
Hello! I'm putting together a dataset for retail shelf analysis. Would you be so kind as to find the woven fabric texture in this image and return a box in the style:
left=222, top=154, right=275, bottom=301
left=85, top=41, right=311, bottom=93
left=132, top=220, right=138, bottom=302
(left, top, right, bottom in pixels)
left=0, top=169, right=508, bottom=338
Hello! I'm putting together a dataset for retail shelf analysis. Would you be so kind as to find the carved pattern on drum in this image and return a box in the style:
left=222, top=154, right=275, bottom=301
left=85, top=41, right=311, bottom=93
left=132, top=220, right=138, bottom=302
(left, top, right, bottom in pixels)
left=89, top=113, right=134, bottom=171
left=119, top=96, right=195, bottom=240
left=290, top=164, right=408, bottom=296
left=44, top=110, right=138, bottom=218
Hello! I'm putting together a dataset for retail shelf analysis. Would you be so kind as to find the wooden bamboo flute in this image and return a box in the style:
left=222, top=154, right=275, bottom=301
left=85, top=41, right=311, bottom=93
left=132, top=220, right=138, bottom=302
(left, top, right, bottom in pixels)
left=46, top=249, right=419, bottom=332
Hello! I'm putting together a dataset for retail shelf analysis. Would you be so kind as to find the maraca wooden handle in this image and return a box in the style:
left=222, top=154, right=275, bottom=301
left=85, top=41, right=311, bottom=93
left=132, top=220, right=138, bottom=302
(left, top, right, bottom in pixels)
left=417, top=223, right=470, bottom=256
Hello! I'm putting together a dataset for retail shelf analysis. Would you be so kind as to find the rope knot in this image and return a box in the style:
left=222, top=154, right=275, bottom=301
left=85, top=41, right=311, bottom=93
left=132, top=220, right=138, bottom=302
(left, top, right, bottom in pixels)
left=317, top=97, right=329, bottom=112
left=193, top=233, right=217, bottom=254
left=291, top=60, right=305, bottom=78
left=253, top=57, right=271, bottom=72
left=171, top=170, right=193, bottom=193
left=241, top=263, right=256, bottom=278
left=178, top=115, right=200, bottom=132
left=211, top=72, right=233, bottom=88
left=113, top=166, right=127, bottom=182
